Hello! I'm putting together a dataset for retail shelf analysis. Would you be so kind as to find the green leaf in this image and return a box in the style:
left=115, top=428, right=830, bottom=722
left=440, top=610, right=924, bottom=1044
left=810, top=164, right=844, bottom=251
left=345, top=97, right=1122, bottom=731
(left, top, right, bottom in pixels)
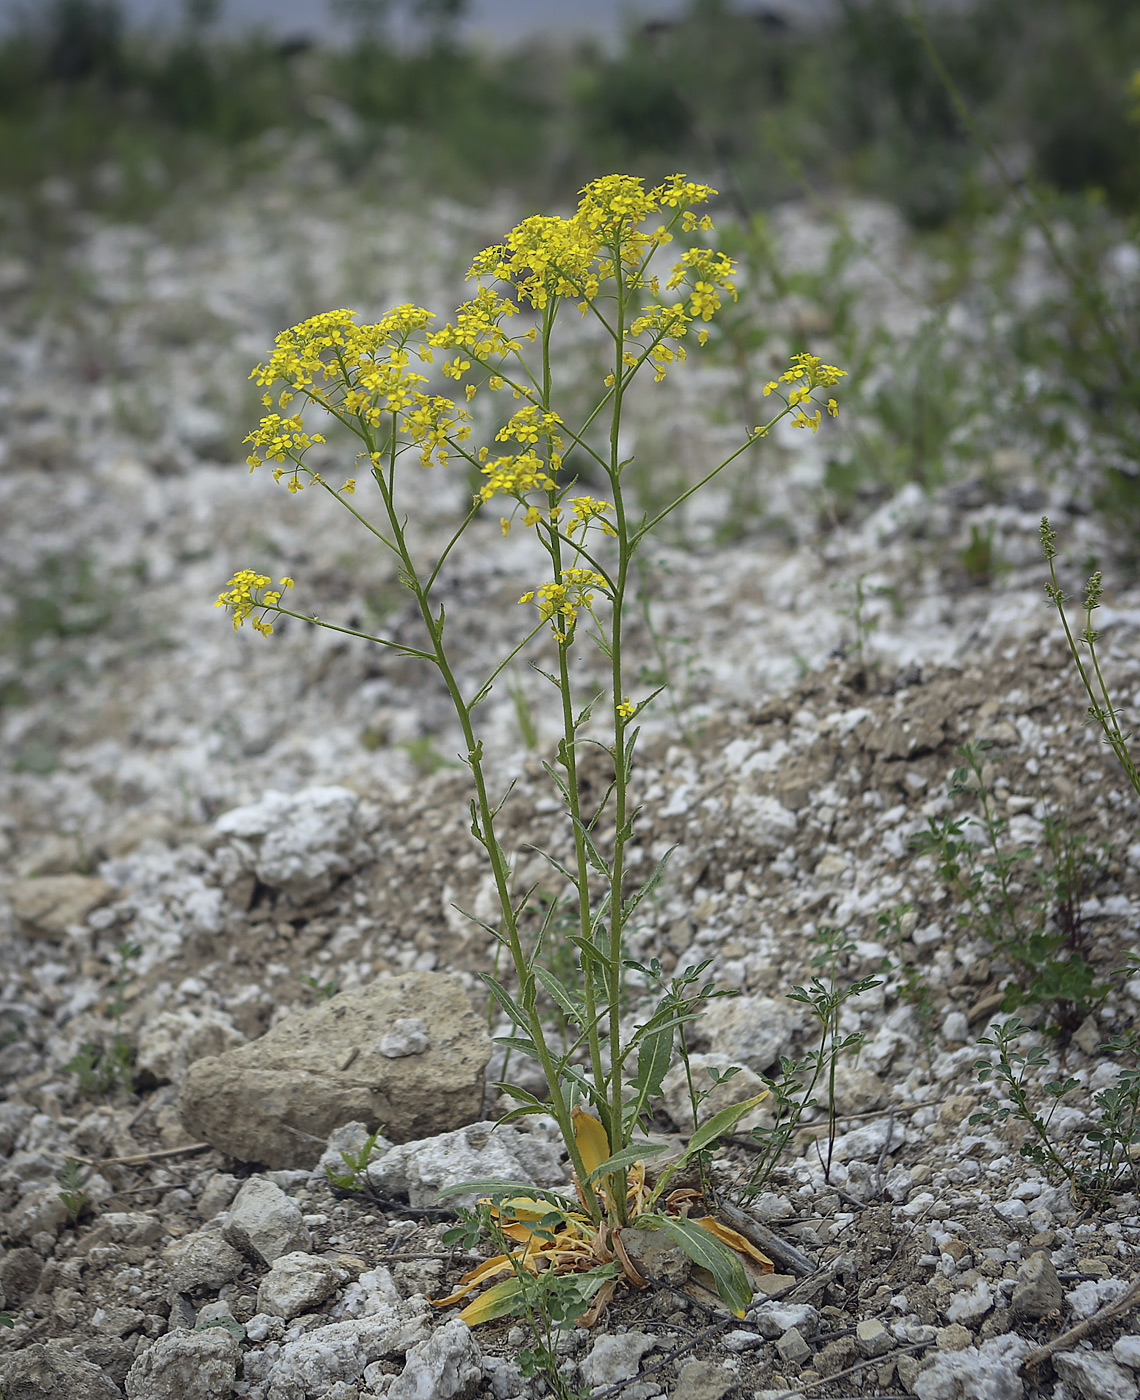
left=493, top=1035, right=542, bottom=1060
left=586, top=1141, right=669, bottom=1185
left=648, top=1214, right=751, bottom=1316
left=626, top=1020, right=674, bottom=1121
left=534, top=965, right=583, bottom=1023
left=686, top=1093, right=770, bottom=1157
left=479, top=974, right=529, bottom=1029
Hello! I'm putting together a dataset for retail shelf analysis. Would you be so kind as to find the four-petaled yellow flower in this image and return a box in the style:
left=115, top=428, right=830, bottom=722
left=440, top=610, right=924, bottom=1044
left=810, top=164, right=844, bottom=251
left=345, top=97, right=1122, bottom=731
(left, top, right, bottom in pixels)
left=215, top=572, right=294, bottom=637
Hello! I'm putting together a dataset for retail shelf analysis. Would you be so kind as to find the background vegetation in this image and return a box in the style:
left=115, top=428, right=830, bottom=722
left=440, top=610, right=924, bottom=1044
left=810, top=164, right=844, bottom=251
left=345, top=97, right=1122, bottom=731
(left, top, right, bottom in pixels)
left=1, top=0, right=1138, bottom=545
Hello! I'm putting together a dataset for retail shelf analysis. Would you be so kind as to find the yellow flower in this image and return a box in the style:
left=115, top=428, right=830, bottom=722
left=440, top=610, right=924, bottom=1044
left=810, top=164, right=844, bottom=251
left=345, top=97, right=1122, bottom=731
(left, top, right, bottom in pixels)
left=567, top=496, right=616, bottom=538
left=617, top=697, right=636, bottom=719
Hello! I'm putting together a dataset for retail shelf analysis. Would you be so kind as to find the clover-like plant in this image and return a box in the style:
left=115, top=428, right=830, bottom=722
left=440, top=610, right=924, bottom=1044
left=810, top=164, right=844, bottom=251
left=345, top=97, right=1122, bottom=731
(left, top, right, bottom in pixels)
left=216, top=173, right=845, bottom=1318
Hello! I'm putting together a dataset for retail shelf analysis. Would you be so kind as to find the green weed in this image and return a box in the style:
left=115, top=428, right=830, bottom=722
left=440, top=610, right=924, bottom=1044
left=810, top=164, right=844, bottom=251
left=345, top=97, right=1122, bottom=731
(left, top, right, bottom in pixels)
left=911, top=743, right=1108, bottom=1036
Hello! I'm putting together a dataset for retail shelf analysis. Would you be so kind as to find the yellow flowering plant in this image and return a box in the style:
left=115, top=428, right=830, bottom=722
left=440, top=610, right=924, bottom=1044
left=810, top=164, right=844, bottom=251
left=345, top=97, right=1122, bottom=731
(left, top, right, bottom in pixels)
left=217, top=174, right=845, bottom=1327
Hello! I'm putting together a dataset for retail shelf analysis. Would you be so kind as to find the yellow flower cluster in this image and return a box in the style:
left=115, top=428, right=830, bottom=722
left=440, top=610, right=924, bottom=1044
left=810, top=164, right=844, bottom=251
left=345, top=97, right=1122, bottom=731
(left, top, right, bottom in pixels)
left=665, top=248, right=738, bottom=321
left=519, top=567, right=610, bottom=640
left=567, top=496, right=616, bottom=538
left=403, top=395, right=472, bottom=467
left=616, top=697, right=636, bottom=720
left=464, top=174, right=719, bottom=319
left=478, top=451, right=558, bottom=503
left=243, top=413, right=326, bottom=467
left=761, top=353, right=847, bottom=433
left=244, top=304, right=474, bottom=473
left=427, top=286, right=522, bottom=360
left=496, top=407, right=565, bottom=450
left=214, top=571, right=294, bottom=637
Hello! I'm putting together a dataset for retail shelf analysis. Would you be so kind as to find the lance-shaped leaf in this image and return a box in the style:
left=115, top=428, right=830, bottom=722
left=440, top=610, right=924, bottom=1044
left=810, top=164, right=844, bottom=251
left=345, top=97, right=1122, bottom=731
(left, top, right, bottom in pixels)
left=624, top=1020, right=674, bottom=1124
left=648, top=1214, right=751, bottom=1317
left=534, top=965, right=584, bottom=1024
left=458, top=1275, right=527, bottom=1324
left=585, top=1140, right=669, bottom=1186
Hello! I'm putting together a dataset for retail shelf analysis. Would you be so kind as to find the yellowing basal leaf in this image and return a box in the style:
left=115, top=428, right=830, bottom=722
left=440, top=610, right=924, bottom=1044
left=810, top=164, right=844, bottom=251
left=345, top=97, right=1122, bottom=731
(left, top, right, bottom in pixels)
left=572, top=1107, right=610, bottom=1177
left=458, top=1276, right=527, bottom=1325
left=695, top=1217, right=774, bottom=1271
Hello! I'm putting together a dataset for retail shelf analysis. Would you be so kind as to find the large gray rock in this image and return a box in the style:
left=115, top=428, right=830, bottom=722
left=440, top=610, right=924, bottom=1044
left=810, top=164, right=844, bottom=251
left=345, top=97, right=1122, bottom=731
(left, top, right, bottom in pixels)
left=367, top=1121, right=566, bottom=1208
left=389, top=1317, right=483, bottom=1400
left=178, top=972, right=490, bottom=1167
left=222, top=1178, right=311, bottom=1265
left=914, top=1333, right=1030, bottom=1400
left=0, top=1340, right=121, bottom=1400
left=257, top=1251, right=344, bottom=1319
left=213, top=786, right=370, bottom=904
left=8, top=875, right=115, bottom=939
left=124, top=1328, right=241, bottom=1400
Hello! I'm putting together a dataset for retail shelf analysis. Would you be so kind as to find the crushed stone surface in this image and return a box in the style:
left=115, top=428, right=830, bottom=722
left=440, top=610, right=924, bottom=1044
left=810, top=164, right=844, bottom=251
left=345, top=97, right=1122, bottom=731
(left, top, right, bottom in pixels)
left=1, top=169, right=1139, bottom=1398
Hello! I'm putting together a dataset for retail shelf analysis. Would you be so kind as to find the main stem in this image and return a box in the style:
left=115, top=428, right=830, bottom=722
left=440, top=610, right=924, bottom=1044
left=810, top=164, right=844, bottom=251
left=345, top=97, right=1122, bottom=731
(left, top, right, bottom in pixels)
left=607, top=250, right=634, bottom=1216
left=372, top=425, right=599, bottom=1220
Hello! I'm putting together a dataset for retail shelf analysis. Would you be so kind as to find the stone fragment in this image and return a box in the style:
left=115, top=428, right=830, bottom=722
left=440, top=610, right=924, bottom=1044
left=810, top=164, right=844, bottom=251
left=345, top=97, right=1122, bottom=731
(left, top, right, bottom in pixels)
left=259, top=1305, right=432, bottom=1394
left=379, top=1017, right=431, bottom=1058
left=222, top=1178, right=311, bottom=1264
left=1010, top=1250, right=1064, bottom=1320
left=388, top=1317, right=483, bottom=1399
left=0, top=1247, right=43, bottom=1306
left=1115, top=1338, right=1140, bottom=1372
left=580, top=1332, right=658, bottom=1387
left=8, top=874, right=115, bottom=939
left=483, top=1354, right=527, bottom=1399
left=257, top=1251, right=343, bottom=1319
left=80, top=1211, right=165, bottom=1252
left=162, top=1228, right=246, bottom=1292
left=7, top=1184, right=68, bottom=1245
left=136, top=1009, right=246, bottom=1086
left=0, top=1340, right=121, bottom=1400
left=124, top=1327, right=241, bottom=1400
left=197, top=1172, right=241, bottom=1220
left=661, top=1053, right=771, bottom=1132
left=945, top=1276, right=994, bottom=1324
left=367, top=1121, right=565, bottom=1209
left=830, top=1064, right=888, bottom=1113
left=214, top=785, right=370, bottom=903
left=620, top=1226, right=692, bottom=1287
left=699, top=994, right=797, bottom=1072
left=752, top=1303, right=819, bottom=1340
left=731, top=792, right=798, bottom=849
left=776, top=1326, right=812, bottom=1366
left=674, top=1358, right=737, bottom=1399
left=179, top=972, right=490, bottom=1168
left=914, top=1332, right=1029, bottom=1400
left=857, top=1318, right=893, bottom=1356
left=936, top=1324, right=974, bottom=1350
left=1054, top=1352, right=1139, bottom=1400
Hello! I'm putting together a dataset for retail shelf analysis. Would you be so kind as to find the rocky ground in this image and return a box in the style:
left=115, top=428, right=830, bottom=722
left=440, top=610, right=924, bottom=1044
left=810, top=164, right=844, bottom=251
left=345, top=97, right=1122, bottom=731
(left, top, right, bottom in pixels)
left=1, top=165, right=1139, bottom=1400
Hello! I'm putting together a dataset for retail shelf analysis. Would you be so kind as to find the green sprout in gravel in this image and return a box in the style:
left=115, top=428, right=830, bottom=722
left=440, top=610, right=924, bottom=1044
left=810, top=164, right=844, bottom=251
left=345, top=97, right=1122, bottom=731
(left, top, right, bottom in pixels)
left=215, top=173, right=846, bottom=1329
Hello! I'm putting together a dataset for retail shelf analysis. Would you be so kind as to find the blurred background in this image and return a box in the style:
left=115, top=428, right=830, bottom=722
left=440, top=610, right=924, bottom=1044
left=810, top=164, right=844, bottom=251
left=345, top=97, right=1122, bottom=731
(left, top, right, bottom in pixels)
left=0, top=0, right=1136, bottom=228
